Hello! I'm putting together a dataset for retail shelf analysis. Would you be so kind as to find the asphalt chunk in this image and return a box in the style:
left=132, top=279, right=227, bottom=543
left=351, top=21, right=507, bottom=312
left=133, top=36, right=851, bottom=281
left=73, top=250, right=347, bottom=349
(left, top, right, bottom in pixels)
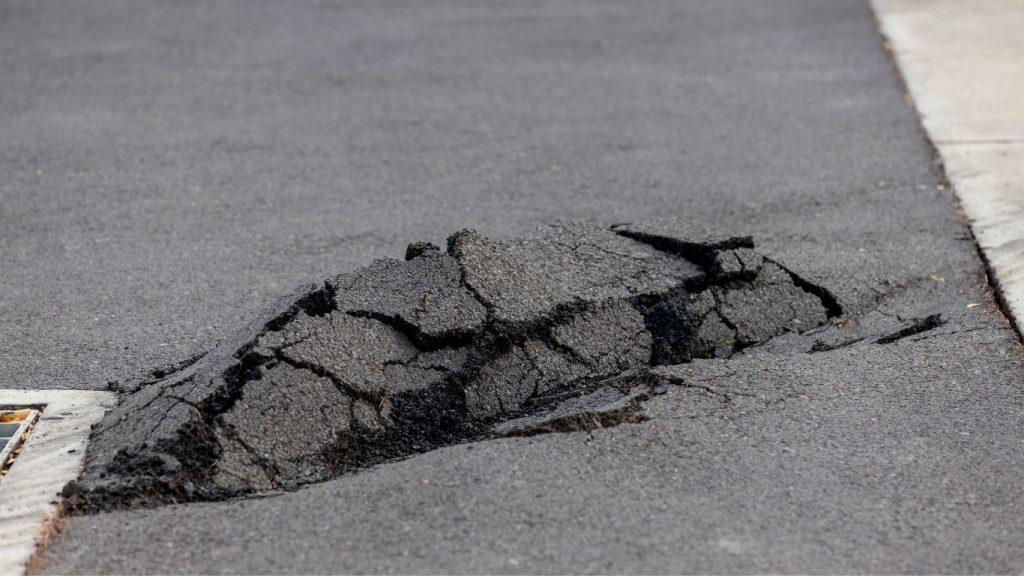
left=255, top=311, right=465, bottom=398
left=447, top=228, right=570, bottom=326
left=213, top=363, right=352, bottom=493
left=713, top=261, right=829, bottom=347
left=329, top=250, right=487, bottom=346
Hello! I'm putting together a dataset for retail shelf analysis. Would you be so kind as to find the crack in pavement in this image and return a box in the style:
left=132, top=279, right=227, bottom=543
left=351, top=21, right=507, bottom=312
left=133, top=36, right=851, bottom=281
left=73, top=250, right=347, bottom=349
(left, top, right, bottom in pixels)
left=876, top=313, right=946, bottom=344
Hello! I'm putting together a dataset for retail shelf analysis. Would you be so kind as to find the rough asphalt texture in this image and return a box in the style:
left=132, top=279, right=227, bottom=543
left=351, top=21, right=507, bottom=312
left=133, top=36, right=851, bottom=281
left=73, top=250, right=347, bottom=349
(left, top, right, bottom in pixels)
left=3, top=0, right=1020, bottom=573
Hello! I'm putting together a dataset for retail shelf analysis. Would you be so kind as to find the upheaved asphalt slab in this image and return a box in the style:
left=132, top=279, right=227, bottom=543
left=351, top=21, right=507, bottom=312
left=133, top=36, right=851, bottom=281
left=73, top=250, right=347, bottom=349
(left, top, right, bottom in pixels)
left=59, top=220, right=834, bottom=514
left=7, top=0, right=1023, bottom=573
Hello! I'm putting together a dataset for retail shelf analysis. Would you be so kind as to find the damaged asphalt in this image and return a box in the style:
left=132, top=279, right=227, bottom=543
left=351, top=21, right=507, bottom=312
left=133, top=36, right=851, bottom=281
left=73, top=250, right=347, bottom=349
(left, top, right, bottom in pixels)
left=62, top=220, right=836, bottom=512
left=5, top=0, right=1023, bottom=573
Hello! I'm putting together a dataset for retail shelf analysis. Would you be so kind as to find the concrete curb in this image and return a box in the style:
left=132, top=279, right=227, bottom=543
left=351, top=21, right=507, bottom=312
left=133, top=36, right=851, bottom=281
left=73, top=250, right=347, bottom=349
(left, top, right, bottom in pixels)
left=873, top=0, right=1024, bottom=336
left=0, top=390, right=117, bottom=576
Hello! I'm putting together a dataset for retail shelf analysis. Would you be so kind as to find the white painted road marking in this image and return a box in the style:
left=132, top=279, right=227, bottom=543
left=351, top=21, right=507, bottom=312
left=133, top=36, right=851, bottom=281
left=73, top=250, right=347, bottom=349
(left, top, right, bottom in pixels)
left=874, top=0, right=1024, bottom=334
left=0, top=390, right=116, bottom=576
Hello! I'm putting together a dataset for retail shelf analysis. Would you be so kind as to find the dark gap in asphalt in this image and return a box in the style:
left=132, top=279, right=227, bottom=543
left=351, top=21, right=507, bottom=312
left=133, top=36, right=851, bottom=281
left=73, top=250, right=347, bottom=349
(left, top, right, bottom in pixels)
left=809, top=337, right=866, bottom=353
left=876, top=314, right=945, bottom=344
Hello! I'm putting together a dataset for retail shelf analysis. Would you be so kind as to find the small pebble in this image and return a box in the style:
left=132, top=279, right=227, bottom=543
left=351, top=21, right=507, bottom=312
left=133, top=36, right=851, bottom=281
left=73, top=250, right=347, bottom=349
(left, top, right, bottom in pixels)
left=653, top=380, right=670, bottom=395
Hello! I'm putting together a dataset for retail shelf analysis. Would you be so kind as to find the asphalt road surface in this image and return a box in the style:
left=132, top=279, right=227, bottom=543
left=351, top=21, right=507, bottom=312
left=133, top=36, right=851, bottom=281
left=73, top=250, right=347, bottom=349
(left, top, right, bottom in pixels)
left=4, top=0, right=1022, bottom=573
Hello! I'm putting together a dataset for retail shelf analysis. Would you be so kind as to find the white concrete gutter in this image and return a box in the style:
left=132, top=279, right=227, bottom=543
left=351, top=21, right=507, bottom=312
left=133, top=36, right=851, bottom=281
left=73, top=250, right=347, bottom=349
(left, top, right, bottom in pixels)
left=874, top=0, right=1024, bottom=335
left=0, top=390, right=116, bottom=575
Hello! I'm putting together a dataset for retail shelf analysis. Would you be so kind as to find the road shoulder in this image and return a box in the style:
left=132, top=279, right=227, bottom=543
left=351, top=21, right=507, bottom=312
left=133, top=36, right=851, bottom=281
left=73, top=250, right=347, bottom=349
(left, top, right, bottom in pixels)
left=874, top=0, right=1024, bottom=335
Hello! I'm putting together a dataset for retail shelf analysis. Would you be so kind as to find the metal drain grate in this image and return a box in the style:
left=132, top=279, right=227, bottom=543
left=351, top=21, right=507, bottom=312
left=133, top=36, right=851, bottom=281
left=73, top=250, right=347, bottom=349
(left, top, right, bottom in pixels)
left=0, top=410, right=40, bottom=481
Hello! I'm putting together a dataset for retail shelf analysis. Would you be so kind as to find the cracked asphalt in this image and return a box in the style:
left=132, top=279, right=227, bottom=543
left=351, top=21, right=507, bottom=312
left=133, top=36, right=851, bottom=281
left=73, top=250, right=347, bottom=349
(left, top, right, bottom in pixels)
left=62, top=220, right=834, bottom=513
left=4, top=0, right=1023, bottom=573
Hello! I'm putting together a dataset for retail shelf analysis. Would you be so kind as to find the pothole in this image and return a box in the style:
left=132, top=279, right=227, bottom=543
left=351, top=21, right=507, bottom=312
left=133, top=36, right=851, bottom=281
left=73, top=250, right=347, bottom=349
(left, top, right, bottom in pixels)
left=65, top=219, right=843, bottom=514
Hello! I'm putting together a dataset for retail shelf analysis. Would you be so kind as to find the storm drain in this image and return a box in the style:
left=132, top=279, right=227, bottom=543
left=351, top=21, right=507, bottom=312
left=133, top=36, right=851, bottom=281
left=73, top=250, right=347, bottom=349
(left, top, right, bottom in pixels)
left=0, top=390, right=116, bottom=576
left=0, top=410, right=40, bottom=481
